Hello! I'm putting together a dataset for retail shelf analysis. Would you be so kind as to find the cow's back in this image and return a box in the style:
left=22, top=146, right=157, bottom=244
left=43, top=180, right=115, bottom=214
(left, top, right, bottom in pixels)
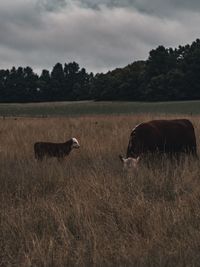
left=149, top=119, right=196, bottom=153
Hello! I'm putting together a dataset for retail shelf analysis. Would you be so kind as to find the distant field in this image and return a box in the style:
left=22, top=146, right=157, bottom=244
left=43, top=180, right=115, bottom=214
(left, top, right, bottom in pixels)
left=0, top=100, right=200, bottom=117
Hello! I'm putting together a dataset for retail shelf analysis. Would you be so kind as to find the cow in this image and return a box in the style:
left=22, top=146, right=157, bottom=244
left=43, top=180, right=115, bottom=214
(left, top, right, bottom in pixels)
left=34, top=137, right=80, bottom=161
left=119, top=119, right=197, bottom=169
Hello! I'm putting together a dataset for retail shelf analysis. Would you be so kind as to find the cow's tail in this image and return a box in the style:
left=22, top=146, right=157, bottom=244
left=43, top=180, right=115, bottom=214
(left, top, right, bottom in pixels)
left=34, top=143, right=43, bottom=161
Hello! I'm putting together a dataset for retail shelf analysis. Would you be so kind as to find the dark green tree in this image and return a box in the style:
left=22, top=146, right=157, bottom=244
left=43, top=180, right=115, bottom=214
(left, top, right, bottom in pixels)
left=50, top=63, right=65, bottom=100
left=23, top=66, right=38, bottom=101
left=38, top=69, right=51, bottom=101
left=0, top=69, right=9, bottom=101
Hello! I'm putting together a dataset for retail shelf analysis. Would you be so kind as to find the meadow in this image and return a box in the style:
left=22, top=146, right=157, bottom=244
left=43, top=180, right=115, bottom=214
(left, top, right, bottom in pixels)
left=1, top=102, right=200, bottom=266
left=1, top=100, right=200, bottom=117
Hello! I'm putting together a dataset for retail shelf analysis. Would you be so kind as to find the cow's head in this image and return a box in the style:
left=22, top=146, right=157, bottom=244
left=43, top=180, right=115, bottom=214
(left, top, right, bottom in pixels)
left=119, top=154, right=140, bottom=170
left=126, top=131, right=140, bottom=158
left=71, top=138, right=80, bottom=149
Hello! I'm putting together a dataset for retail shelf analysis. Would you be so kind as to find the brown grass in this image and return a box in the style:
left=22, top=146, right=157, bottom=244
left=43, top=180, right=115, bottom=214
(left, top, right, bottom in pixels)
left=1, top=114, right=200, bottom=267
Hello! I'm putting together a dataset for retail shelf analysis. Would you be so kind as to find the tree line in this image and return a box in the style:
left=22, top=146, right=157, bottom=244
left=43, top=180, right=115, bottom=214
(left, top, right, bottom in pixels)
left=1, top=39, right=200, bottom=102
left=0, top=62, right=94, bottom=102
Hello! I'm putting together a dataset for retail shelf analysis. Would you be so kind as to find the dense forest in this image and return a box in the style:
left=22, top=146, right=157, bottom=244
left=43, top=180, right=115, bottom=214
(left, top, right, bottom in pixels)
left=1, top=39, right=200, bottom=102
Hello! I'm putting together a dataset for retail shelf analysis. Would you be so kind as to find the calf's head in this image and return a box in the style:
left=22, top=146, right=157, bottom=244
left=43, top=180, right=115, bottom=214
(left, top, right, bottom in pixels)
left=71, top=138, right=80, bottom=149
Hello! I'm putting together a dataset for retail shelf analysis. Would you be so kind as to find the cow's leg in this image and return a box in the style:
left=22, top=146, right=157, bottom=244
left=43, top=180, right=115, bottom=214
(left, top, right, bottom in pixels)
left=191, top=147, right=198, bottom=159
left=35, top=152, right=44, bottom=161
left=37, top=155, right=43, bottom=161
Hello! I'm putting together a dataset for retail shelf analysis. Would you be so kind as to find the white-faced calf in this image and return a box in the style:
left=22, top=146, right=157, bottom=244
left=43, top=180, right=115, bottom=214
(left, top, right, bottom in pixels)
left=34, top=137, right=80, bottom=161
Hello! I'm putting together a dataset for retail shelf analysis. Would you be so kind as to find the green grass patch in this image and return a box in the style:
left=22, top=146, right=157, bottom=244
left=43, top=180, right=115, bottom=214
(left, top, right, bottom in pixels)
left=0, top=100, right=199, bottom=117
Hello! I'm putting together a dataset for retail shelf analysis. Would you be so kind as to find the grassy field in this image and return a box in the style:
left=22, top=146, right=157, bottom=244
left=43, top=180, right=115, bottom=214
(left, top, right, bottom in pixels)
left=1, top=111, right=200, bottom=266
left=1, top=100, right=200, bottom=117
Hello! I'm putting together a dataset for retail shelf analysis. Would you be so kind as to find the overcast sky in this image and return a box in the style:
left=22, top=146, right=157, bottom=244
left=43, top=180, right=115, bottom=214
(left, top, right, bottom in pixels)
left=1, top=0, right=200, bottom=74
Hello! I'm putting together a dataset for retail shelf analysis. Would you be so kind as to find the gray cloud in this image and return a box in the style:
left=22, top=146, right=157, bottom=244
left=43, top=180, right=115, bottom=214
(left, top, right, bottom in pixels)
left=0, top=0, right=200, bottom=74
left=71, top=0, right=200, bottom=16
left=36, top=0, right=68, bottom=12
left=36, top=0, right=200, bottom=17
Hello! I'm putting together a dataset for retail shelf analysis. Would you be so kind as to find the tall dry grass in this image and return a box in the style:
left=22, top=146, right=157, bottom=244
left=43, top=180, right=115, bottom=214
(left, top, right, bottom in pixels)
left=1, top=114, right=200, bottom=267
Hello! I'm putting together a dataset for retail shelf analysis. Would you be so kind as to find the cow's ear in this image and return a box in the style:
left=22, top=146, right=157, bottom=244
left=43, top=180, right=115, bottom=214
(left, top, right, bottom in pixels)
left=119, top=154, right=125, bottom=162
left=135, top=156, right=140, bottom=163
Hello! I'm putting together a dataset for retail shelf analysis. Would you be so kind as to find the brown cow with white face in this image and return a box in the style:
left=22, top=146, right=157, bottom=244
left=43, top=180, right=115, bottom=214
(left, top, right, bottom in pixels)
left=120, top=119, right=197, bottom=169
left=34, top=137, right=80, bottom=161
